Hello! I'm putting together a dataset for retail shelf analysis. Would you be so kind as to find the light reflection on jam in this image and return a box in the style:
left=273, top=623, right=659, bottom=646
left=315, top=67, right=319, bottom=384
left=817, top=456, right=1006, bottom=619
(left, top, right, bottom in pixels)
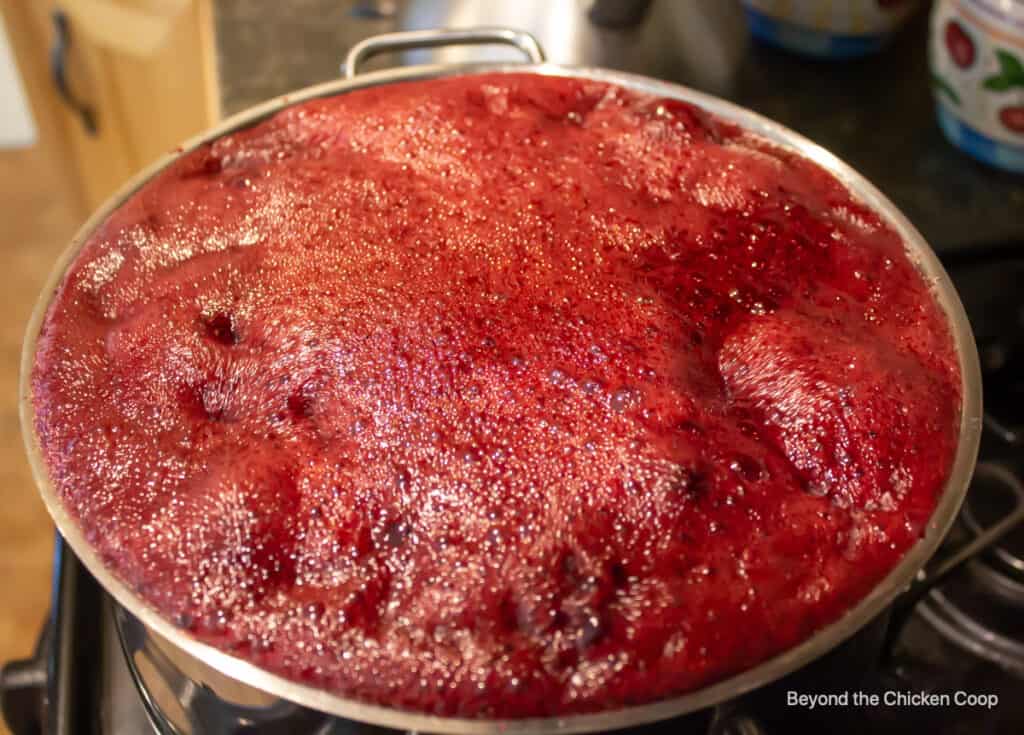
left=32, top=74, right=960, bottom=717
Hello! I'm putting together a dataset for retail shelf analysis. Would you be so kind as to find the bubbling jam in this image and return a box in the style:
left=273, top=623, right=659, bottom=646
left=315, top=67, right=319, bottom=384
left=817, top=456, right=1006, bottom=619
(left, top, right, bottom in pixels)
left=32, top=74, right=960, bottom=717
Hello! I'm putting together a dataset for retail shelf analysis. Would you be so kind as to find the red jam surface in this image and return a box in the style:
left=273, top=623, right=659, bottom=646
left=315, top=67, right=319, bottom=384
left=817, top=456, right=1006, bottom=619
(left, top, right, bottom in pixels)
left=32, top=73, right=961, bottom=717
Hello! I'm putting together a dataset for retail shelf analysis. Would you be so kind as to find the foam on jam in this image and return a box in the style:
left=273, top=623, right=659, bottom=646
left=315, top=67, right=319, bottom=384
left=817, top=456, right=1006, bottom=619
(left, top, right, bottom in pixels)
left=32, top=74, right=961, bottom=717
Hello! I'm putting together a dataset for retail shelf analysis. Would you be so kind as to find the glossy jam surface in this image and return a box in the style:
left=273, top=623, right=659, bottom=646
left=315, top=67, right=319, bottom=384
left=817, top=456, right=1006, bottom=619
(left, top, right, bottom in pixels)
left=32, top=74, right=961, bottom=717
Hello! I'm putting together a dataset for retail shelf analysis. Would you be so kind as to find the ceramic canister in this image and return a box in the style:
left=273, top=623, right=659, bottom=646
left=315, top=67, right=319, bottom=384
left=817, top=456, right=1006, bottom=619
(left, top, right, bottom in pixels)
left=931, top=0, right=1024, bottom=172
left=742, top=0, right=922, bottom=58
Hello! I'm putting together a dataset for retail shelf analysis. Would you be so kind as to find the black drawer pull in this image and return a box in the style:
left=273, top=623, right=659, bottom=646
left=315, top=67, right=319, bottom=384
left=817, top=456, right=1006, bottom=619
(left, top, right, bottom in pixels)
left=50, top=9, right=97, bottom=135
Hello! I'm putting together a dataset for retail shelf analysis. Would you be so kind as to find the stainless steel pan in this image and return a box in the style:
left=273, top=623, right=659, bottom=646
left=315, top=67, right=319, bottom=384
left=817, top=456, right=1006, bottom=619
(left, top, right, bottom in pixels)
left=20, top=27, right=983, bottom=735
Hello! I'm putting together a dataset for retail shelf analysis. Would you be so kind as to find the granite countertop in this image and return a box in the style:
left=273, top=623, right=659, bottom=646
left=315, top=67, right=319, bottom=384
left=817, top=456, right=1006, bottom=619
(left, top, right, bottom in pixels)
left=212, top=1, right=1023, bottom=255
left=727, top=13, right=1024, bottom=256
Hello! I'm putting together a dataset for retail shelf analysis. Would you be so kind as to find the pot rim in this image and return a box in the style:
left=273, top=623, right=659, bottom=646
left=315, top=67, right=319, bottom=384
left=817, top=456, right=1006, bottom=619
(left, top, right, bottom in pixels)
left=20, top=56, right=983, bottom=734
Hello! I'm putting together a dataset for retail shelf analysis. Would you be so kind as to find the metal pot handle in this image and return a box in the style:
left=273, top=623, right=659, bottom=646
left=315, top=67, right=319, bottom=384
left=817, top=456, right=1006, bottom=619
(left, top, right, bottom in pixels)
left=343, top=27, right=546, bottom=79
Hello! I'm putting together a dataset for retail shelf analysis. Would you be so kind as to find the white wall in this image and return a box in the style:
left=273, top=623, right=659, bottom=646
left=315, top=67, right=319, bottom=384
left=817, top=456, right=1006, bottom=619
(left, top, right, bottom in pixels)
left=0, top=13, right=37, bottom=148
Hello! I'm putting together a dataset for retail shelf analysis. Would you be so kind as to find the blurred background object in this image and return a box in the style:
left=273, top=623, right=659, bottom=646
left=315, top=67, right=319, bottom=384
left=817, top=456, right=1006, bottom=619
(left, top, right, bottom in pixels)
left=0, top=17, right=36, bottom=148
left=741, top=0, right=923, bottom=58
left=382, top=0, right=750, bottom=95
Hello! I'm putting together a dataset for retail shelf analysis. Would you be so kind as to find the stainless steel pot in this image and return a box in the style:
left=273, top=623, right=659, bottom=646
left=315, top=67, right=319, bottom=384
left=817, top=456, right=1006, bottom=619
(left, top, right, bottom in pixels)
left=21, top=27, right=983, bottom=735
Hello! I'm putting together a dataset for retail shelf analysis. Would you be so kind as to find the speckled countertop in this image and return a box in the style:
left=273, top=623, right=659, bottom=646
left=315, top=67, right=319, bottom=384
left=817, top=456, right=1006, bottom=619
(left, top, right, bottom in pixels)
left=212, top=1, right=1023, bottom=254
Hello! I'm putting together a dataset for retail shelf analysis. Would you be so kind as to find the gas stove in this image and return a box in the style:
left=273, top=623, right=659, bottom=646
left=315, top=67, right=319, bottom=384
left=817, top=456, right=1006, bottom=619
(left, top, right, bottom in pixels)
left=2, top=248, right=1023, bottom=735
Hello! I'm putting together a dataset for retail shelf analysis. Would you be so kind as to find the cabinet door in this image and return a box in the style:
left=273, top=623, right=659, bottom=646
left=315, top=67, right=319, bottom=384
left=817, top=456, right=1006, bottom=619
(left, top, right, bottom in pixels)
left=2, top=0, right=218, bottom=211
left=102, top=1, right=220, bottom=177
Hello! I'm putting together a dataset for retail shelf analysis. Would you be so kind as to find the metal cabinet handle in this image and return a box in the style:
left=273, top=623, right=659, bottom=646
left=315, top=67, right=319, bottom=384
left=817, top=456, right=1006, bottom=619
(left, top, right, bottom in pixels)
left=50, top=10, right=97, bottom=135
left=343, top=27, right=546, bottom=80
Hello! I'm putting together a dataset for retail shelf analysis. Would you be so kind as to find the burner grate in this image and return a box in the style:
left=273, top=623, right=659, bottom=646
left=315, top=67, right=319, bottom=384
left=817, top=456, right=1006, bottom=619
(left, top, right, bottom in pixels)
left=918, top=463, right=1024, bottom=677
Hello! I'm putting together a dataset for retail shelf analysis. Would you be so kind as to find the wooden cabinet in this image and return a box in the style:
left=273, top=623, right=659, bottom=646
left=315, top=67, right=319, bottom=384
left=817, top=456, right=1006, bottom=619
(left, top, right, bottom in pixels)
left=1, top=0, right=219, bottom=213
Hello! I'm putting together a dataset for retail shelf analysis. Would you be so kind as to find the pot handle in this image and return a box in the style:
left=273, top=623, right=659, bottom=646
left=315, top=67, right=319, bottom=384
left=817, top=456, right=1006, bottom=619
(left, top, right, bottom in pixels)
left=343, top=28, right=546, bottom=79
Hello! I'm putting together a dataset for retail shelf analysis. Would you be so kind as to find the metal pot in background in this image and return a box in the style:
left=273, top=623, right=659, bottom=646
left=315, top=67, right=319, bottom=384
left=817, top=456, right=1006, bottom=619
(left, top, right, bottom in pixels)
left=19, top=26, right=983, bottom=735
left=374, top=0, right=751, bottom=97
